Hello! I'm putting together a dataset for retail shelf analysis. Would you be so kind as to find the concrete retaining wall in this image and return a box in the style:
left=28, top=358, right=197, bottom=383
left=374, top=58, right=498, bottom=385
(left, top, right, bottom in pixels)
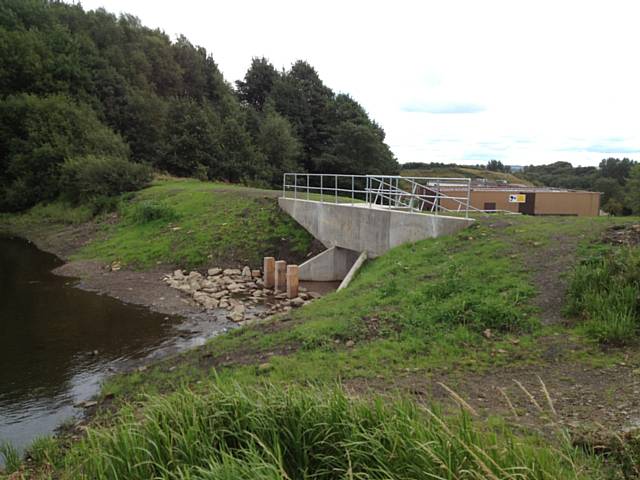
left=279, top=198, right=473, bottom=257
left=298, top=246, right=360, bottom=281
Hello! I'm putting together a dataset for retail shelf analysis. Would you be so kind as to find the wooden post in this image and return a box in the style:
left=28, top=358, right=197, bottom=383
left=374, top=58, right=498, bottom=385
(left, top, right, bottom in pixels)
left=275, top=260, right=287, bottom=292
left=286, top=264, right=299, bottom=299
left=263, top=257, right=275, bottom=289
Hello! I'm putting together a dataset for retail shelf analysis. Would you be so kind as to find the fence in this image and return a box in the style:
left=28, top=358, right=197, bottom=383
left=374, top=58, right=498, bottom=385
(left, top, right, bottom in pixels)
left=282, top=173, right=472, bottom=218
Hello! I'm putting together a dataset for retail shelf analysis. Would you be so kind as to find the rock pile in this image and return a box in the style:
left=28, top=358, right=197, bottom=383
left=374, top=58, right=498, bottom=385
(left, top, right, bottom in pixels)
left=163, top=267, right=318, bottom=324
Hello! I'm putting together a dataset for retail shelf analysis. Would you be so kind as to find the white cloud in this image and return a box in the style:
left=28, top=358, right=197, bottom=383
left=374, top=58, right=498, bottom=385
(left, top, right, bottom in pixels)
left=76, top=0, right=640, bottom=166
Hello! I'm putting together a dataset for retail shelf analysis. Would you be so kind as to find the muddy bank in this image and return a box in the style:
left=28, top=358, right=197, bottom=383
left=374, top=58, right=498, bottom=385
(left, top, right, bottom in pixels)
left=2, top=221, right=334, bottom=323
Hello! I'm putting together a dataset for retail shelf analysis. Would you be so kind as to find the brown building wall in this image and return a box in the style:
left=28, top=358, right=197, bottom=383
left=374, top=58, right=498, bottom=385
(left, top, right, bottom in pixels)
left=438, top=189, right=601, bottom=216
left=534, top=191, right=600, bottom=216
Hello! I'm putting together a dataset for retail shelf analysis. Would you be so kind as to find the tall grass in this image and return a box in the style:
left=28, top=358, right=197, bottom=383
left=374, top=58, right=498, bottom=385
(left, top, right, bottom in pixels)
left=0, top=441, right=21, bottom=474
left=61, top=383, right=598, bottom=479
left=565, top=247, right=640, bottom=344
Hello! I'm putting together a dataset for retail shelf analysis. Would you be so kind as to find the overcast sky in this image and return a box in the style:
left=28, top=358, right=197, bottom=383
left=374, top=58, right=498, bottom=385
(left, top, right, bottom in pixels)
left=77, top=0, right=640, bottom=166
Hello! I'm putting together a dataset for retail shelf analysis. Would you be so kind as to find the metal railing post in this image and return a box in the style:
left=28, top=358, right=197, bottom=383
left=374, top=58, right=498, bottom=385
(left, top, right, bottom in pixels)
left=466, top=179, right=471, bottom=219
left=294, top=173, right=298, bottom=199
left=335, top=174, right=338, bottom=204
left=351, top=176, right=355, bottom=205
left=307, top=173, right=310, bottom=200
left=320, top=175, right=323, bottom=203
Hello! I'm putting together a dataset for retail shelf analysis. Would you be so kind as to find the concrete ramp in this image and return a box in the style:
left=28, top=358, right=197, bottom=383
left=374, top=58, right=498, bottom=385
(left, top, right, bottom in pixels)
left=279, top=198, right=473, bottom=258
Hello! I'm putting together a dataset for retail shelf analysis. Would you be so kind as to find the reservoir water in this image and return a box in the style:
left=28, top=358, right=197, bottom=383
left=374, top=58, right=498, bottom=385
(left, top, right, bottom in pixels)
left=0, top=236, right=224, bottom=460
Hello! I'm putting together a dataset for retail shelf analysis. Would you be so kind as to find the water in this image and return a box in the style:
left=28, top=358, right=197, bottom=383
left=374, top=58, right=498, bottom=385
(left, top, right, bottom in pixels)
left=0, top=236, right=227, bottom=459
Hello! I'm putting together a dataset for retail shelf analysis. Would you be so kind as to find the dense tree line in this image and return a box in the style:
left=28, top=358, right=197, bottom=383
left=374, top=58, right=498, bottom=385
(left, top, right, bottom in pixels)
left=0, top=1, right=397, bottom=212
left=522, top=159, right=640, bottom=215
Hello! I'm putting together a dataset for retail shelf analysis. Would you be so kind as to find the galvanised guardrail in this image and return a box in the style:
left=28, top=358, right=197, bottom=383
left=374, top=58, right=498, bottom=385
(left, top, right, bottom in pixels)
left=282, top=173, right=472, bottom=218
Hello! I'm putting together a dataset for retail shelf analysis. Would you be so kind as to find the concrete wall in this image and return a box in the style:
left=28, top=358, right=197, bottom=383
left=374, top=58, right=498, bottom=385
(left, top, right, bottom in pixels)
left=279, top=198, right=473, bottom=257
left=298, top=246, right=360, bottom=281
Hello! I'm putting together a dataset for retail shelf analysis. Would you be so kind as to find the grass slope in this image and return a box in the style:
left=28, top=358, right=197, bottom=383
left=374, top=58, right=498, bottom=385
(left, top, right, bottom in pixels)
left=401, top=166, right=534, bottom=185
left=3, top=182, right=640, bottom=478
left=1, top=178, right=315, bottom=269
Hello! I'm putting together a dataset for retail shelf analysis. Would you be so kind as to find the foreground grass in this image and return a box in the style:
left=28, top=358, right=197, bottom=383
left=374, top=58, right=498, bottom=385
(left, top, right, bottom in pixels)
left=33, top=383, right=602, bottom=479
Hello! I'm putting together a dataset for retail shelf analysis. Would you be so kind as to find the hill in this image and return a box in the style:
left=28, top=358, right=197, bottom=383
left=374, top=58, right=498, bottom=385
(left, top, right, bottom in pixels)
left=401, top=165, right=534, bottom=185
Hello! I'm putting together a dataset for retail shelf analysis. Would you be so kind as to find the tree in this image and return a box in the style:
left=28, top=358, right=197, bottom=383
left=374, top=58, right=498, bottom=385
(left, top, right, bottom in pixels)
left=236, top=57, right=279, bottom=110
left=487, top=159, right=507, bottom=172
left=0, top=94, right=129, bottom=211
left=599, top=157, right=636, bottom=184
left=161, top=98, right=221, bottom=177
left=627, top=164, right=640, bottom=214
left=593, top=177, right=622, bottom=207
left=256, top=108, right=301, bottom=185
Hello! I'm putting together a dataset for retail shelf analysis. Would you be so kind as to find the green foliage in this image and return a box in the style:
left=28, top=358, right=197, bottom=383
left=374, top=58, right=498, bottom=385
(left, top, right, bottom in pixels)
left=1, top=3, right=398, bottom=212
left=0, top=441, right=21, bottom=474
left=487, top=159, right=510, bottom=172
left=61, top=383, right=596, bottom=479
left=565, top=247, right=640, bottom=344
left=255, top=107, right=301, bottom=184
left=59, top=155, right=152, bottom=203
left=26, top=435, right=63, bottom=468
left=627, top=164, right=640, bottom=215
left=0, top=94, right=129, bottom=211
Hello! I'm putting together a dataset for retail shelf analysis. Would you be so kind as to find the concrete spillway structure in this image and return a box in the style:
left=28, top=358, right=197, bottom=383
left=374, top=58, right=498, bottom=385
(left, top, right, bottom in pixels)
left=278, top=197, right=474, bottom=285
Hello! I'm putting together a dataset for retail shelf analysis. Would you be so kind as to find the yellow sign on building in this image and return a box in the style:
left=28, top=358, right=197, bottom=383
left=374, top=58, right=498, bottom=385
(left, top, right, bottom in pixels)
left=508, top=194, right=526, bottom=203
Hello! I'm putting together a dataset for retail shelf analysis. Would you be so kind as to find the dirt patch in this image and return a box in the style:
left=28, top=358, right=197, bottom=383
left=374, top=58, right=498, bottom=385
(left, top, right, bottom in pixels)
left=525, top=234, right=580, bottom=325
left=346, top=341, right=640, bottom=434
left=53, top=260, right=206, bottom=318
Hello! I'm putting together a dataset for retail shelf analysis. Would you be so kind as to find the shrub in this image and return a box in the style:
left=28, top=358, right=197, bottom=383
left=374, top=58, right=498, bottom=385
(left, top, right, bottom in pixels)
left=565, top=247, right=640, bottom=344
left=59, top=155, right=152, bottom=203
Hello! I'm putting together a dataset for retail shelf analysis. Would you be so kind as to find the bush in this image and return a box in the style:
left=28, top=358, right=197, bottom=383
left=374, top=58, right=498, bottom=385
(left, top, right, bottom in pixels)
left=565, top=247, right=640, bottom=344
left=59, top=155, right=152, bottom=203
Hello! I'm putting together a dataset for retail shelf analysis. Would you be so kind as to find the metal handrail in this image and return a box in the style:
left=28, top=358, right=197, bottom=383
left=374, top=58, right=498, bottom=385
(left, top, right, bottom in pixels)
left=282, top=173, right=472, bottom=219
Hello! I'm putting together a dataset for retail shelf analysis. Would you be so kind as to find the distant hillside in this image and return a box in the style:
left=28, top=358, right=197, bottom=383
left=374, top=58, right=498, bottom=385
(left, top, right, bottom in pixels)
left=400, top=165, right=533, bottom=186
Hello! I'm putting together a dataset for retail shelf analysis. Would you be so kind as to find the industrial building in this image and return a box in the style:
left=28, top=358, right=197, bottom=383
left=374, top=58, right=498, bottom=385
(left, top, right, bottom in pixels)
left=438, top=185, right=601, bottom=216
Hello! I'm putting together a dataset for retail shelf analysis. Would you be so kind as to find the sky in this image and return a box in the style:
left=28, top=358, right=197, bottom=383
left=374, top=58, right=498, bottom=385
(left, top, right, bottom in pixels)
left=76, top=0, right=640, bottom=167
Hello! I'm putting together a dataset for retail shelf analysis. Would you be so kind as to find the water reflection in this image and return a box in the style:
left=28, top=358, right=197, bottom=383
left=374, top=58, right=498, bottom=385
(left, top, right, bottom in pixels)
left=0, top=236, right=196, bottom=455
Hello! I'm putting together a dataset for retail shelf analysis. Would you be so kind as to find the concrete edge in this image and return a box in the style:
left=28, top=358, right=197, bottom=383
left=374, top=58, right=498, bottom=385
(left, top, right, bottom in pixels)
left=279, top=197, right=475, bottom=223
left=337, top=251, right=368, bottom=291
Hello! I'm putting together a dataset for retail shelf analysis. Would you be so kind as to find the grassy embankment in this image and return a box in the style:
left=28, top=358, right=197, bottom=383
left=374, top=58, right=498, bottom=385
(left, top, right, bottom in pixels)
left=0, top=178, right=314, bottom=269
left=401, top=165, right=534, bottom=185
left=2, top=180, right=640, bottom=478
